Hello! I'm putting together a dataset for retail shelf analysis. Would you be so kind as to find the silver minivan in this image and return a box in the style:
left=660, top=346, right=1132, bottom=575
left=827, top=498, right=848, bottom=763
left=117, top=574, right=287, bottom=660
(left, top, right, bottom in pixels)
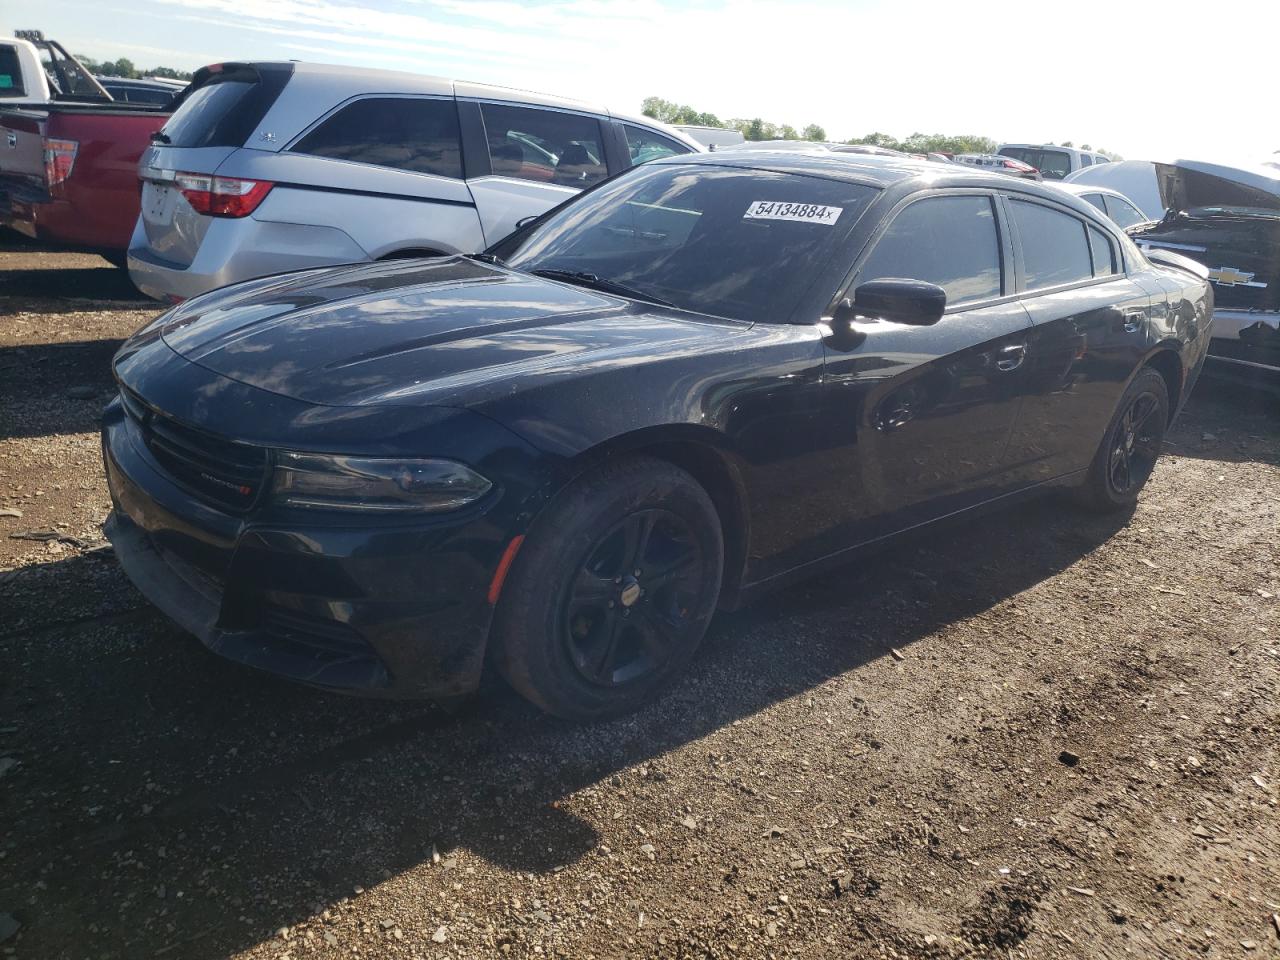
left=128, top=61, right=701, bottom=301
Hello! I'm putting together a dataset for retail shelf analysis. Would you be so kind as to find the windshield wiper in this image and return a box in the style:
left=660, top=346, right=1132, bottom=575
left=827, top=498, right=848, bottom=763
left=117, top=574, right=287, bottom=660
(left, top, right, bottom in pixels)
left=466, top=252, right=503, bottom=265
left=149, top=131, right=171, bottom=145
left=530, top=269, right=675, bottom=308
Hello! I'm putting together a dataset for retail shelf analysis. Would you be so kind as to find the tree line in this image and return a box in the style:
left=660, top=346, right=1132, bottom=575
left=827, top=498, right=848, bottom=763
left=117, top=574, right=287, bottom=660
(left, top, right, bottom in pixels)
left=641, top=96, right=1117, bottom=158
left=74, top=55, right=192, bottom=81
left=642, top=97, right=827, bottom=143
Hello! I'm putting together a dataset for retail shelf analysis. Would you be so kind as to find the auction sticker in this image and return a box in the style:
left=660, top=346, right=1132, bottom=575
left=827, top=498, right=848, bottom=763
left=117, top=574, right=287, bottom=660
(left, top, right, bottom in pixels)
left=743, top=201, right=842, bottom=225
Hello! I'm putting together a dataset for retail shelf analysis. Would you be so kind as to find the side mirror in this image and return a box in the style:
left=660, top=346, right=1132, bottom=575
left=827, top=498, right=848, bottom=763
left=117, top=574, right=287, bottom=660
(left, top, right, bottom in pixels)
left=852, top=278, right=946, bottom=326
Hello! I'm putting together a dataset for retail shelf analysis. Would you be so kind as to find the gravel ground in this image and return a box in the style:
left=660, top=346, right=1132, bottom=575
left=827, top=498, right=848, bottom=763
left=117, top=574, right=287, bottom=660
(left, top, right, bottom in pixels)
left=1, top=249, right=1278, bottom=960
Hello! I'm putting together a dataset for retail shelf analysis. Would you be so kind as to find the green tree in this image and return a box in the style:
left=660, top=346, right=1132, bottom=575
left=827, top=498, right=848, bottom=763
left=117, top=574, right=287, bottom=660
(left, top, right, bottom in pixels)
left=95, top=57, right=138, bottom=78
left=847, top=131, right=903, bottom=150
left=777, top=124, right=799, bottom=140
left=802, top=123, right=826, bottom=142
left=641, top=96, right=679, bottom=122
left=74, top=53, right=191, bottom=81
left=642, top=97, right=722, bottom=128
left=148, top=66, right=192, bottom=80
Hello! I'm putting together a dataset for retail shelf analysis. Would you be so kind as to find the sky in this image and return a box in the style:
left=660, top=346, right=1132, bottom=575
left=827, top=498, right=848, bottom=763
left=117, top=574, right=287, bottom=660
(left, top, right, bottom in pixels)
left=9, top=0, right=1279, bottom=163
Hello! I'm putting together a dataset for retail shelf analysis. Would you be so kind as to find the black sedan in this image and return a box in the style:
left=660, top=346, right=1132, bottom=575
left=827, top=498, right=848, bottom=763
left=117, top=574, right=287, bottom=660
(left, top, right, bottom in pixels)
left=103, top=152, right=1213, bottom=718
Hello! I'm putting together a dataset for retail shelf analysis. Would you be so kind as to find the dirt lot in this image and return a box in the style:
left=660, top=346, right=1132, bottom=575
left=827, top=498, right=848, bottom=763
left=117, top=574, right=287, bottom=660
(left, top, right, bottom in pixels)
left=1, top=249, right=1278, bottom=960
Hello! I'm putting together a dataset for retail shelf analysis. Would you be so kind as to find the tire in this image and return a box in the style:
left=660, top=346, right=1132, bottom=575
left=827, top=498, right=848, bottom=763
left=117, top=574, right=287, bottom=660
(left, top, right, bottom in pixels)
left=1073, top=367, right=1170, bottom=512
left=491, top=456, right=724, bottom=719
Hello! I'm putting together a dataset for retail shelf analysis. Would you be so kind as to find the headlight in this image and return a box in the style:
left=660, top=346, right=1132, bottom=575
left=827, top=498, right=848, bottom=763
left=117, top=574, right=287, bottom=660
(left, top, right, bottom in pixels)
left=271, top=452, right=492, bottom=513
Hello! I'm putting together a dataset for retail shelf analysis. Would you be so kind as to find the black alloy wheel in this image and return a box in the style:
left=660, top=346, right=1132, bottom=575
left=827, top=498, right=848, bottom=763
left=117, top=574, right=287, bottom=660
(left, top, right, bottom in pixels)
left=491, top=456, right=724, bottom=719
left=563, top=508, right=705, bottom=687
left=1106, top=390, right=1163, bottom=497
left=1075, top=367, right=1170, bottom=512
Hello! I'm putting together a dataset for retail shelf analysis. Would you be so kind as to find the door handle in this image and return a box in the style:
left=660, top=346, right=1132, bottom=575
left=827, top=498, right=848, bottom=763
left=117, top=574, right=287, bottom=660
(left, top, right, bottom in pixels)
left=1122, top=310, right=1145, bottom=334
left=995, top=342, right=1027, bottom=372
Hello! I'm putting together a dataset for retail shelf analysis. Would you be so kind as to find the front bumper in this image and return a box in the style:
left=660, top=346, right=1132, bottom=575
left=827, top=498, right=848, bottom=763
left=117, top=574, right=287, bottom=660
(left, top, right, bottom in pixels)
left=1206, top=309, right=1280, bottom=391
left=102, top=399, right=508, bottom=699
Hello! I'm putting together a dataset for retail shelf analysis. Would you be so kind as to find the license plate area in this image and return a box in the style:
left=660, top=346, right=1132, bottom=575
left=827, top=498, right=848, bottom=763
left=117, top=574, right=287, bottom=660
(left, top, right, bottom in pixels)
left=143, top=182, right=177, bottom=226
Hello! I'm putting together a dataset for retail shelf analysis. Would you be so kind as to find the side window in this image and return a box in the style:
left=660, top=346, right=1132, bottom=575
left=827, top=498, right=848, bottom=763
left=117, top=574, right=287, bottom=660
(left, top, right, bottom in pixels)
left=0, top=46, right=25, bottom=97
left=623, top=124, right=689, bottom=166
left=1088, top=225, right=1115, bottom=277
left=1082, top=193, right=1107, bottom=214
left=1104, top=195, right=1147, bottom=229
left=293, top=97, right=462, bottom=179
left=857, top=195, right=1003, bottom=306
left=1080, top=154, right=1093, bottom=167
left=1010, top=200, right=1093, bottom=289
left=480, top=104, right=607, bottom=187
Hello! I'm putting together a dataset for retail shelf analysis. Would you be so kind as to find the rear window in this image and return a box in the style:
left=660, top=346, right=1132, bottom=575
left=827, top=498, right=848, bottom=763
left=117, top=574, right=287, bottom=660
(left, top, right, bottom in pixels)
left=105, top=84, right=177, bottom=106
left=1082, top=193, right=1107, bottom=214
left=0, top=46, right=25, bottom=98
left=293, top=97, right=462, bottom=179
left=999, top=147, right=1072, bottom=180
left=1104, top=195, right=1148, bottom=229
left=160, top=64, right=291, bottom=148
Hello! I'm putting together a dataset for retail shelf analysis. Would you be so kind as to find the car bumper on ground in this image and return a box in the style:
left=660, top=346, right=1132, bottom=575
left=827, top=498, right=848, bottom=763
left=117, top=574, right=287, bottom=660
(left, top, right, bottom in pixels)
left=126, top=214, right=371, bottom=302
left=101, top=398, right=509, bottom=699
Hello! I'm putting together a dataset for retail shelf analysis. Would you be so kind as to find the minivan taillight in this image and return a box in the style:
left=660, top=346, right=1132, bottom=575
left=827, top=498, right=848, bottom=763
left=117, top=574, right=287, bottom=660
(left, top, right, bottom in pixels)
left=175, top=173, right=273, bottom=218
left=43, top=138, right=78, bottom=186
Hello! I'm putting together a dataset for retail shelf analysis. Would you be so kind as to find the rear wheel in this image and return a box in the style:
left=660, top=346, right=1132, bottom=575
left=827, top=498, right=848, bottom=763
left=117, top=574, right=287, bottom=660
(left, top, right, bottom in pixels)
left=491, top=456, right=723, bottom=719
left=1074, top=367, right=1169, bottom=512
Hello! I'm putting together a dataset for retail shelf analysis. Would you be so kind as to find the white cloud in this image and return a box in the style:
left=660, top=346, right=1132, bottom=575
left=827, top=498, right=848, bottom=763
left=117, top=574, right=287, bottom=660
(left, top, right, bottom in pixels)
left=46, top=0, right=1280, bottom=160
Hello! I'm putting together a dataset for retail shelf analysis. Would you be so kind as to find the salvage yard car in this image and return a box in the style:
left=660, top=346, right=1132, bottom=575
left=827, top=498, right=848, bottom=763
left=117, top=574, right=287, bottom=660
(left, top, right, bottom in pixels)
left=997, top=143, right=1110, bottom=180
left=103, top=152, right=1213, bottom=718
left=0, top=31, right=171, bottom=260
left=953, top=153, right=1041, bottom=180
left=1055, top=183, right=1152, bottom=229
left=127, top=60, right=701, bottom=302
left=1129, top=159, right=1280, bottom=391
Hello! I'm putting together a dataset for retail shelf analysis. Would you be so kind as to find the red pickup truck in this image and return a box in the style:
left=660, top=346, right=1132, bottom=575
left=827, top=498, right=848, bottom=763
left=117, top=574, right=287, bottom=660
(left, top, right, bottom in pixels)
left=0, top=34, right=173, bottom=261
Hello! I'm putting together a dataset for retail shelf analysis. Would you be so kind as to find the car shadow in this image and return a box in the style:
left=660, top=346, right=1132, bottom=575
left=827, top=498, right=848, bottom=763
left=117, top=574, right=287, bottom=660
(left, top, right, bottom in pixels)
left=1166, top=377, right=1280, bottom=466
left=0, top=263, right=149, bottom=307
left=0, top=338, right=123, bottom=440
left=0, top=494, right=1133, bottom=958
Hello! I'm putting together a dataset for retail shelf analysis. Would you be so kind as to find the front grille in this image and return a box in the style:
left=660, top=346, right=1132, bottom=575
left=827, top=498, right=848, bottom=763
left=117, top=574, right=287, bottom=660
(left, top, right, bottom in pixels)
left=121, top=389, right=269, bottom=511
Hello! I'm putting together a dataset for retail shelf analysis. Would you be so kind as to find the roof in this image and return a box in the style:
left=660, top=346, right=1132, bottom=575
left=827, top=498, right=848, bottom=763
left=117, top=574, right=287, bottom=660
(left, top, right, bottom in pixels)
left=1055, top=182, right=1128, bottom=199
left=651, top=149, right=1016, bottom=190
left=1063, top=160, right=1164, bottom=219
left=241, top=61, right=700, bottom=152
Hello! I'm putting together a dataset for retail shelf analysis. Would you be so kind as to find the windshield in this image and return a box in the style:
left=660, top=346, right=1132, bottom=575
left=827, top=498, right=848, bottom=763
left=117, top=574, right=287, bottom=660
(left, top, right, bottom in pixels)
left=499, top=163, right=877, bottom=323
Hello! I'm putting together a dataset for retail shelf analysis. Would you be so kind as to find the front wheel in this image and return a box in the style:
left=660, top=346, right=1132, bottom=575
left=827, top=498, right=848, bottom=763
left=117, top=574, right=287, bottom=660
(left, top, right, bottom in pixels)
left=491, top=456, right=724, bottom=719
left=1074, top=367, right=1170, bottom=512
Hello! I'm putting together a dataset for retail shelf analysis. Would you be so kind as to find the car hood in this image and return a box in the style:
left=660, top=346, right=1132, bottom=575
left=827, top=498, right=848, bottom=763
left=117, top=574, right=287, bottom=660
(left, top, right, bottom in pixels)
left=155, top=257, right=751, bottom=407
left=1156, top=159, right=1280, bottom=216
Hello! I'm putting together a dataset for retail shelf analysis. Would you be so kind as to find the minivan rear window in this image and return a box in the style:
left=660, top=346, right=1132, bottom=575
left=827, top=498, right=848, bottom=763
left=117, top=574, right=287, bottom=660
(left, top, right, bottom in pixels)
left=999, top=147, right=1072, bottom=180
left=159, top=63, right=292, bottom=148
